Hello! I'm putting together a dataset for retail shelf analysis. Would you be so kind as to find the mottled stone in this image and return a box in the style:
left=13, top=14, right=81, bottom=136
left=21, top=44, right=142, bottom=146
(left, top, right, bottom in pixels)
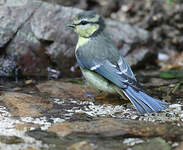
left=40, top=0, right=87, bottom=9
left=0, top=0, right=41, bottom=48
left=6, top=21, right=50, bottom=77
left=105, top=20, right=151, bottom=67
left=0, top=135, right=24, bottom=144
left=3, top=0, right=51, bottom=77
left=0, top=92, right=52, bottom=117
left=31, top=2, right=80, bottom=42
left=125, top=48, right=155, bottom=67
left=0, top=57, right=16, bottom=77
left=68, top=141, right=94, bottom=150
left=48, top=118, right=183, bottom=140
left=15, top=123, right=40, bottom=131
left=30, top=2, right=81, bottom=76
left=132, top=137, right=171, bottom=150
left=36, top=80, right=94, bottom=100
left=106, top=20, right=149, bottom=45
left=176, top=142, right=183, bottom=150
left=47, top=122, right=72, bottom=136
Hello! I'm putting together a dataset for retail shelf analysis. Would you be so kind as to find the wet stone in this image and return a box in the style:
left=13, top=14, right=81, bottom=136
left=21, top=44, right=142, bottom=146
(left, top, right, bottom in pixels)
left=0, top=135, right=24, bottom=144
left=26, top=129, right=58, bottom=143
left=36, top=80, right=95, bottom=101
left=0, top=92, right=52, bottom=117
left=176, top=142, right=183, bottom=150
left=36, top=79, right=125, bottom=105
left=47, top=118, right=183, bottom=140
left=67, top=141, right=94, bottom=150
left=15, top=123, right=41, bottom=131
left=68, top=113, right=93, bottom=122
left=131, top=137, right=171, bottom=150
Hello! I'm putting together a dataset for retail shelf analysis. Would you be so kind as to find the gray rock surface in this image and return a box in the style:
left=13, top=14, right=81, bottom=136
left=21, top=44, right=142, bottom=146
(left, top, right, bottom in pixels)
left=30, top=2, right=81, bottom=75
left=0, top=0, right=41, bottom=48
left=0, top=0, right=151, bottom=77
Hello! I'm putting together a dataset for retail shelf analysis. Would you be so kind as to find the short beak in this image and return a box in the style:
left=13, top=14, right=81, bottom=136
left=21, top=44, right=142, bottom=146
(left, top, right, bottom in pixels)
left=67, top=23, right=76, bottom=28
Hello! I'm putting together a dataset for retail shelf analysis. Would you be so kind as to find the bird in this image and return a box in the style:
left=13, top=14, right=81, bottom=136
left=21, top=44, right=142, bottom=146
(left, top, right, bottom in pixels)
left=68, top=10, right=169, bottom=114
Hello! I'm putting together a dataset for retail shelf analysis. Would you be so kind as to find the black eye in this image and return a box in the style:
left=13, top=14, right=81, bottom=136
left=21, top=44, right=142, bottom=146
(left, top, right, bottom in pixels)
left=80, top=21, right=88, bottom=25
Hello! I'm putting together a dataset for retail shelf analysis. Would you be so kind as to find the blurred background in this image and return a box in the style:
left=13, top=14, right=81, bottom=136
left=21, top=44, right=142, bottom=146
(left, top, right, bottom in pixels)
left=1, top=0, right=183, bottom=80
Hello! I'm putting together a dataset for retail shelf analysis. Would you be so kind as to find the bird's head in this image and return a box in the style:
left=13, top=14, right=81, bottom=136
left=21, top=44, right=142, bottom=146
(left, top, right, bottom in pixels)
left=68, top=11, right=105, bottom=38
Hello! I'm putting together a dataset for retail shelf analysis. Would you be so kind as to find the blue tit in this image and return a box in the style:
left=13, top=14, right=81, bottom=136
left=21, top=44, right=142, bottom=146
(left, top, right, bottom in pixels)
left=68, top=10, right=169, bottom=114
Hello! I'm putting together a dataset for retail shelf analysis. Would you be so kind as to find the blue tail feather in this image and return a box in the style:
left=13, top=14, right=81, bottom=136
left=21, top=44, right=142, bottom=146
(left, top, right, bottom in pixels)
left=130, top=98, right=146, bottom=114
left=139, top=92, right=168, bottom=110
left=128, top=87, right=159, bottom=112
left=123, top=86, right=169, bottom=114
left=125, top=88, right=155, bottom=113
left=125, top=91, right=146, bottom=114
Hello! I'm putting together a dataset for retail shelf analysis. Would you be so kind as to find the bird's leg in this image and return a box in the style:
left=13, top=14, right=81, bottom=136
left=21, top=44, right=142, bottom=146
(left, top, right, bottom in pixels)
left=85, top=90, right=108, bottom=103
left=94, top=92, right=109, bottom=100
left=85, top=92, right=96, bottom=103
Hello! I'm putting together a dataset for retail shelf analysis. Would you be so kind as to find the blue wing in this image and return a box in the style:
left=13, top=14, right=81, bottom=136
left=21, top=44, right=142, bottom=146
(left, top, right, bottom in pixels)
left=76, top=50, right=141, bottom=90
left=92, top=59, right=141, bottom=90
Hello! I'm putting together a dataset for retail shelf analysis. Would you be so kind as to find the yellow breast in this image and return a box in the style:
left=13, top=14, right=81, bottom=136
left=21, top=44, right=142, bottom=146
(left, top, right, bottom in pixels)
left=76, top=36, right=90, bottom=50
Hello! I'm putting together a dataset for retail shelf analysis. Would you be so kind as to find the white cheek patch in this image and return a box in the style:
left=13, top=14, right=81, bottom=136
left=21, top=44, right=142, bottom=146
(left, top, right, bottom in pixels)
left=78, top=24, right=91, bottom=28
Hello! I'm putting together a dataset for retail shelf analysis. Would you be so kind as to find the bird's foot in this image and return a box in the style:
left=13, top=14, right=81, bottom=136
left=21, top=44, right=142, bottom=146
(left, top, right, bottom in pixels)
left=85, top=92, right=96, bottom=103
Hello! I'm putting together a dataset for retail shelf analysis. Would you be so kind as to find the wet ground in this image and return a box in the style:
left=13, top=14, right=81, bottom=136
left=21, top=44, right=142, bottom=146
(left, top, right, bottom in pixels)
left=0, top=69, right=183, bottom=150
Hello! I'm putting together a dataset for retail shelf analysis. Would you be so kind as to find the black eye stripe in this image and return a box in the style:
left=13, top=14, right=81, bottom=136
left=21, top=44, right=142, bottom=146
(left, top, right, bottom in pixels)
left=76, top=21, right=99, bottom=26
left=80, top=21, right=88, bottom=25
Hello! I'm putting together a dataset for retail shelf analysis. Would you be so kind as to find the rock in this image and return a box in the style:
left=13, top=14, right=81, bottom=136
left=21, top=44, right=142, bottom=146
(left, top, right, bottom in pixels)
left=36, top=80, right=94, bottom=100
left=68, top=141, right=94, bottom=150
left=0, top=92, right=52, bottom=117
left=0, top=0, right=30, bottom=6
left=125, top=48, right=155, bottom=67
left=47, top=118, right=183, bottom=140
left=176, top=142, right=183, bottom=150
left=40, top=0, right=87, bottom=9
left=123, top=138, right=144, bottom=146
left=36, top=79, right=124, bottom=105
left=48, top=122, right=72, bottom=137
left=105, top=20, right=151, bottom=67
left=0, top=57, right=16, bottom=77
left=15, top=123, right=40, bottom=131
left=0, top=0, right=151, bottom=77
left=6, top=21, right=50, bottom=77
left=132, top=137, right=171, bottom=150
left=106, top=20, right=149, bottom=45
left=27, top=129, right=58, bottom=142
left=0, top=0, right=41, bottom=48
left=0, top=135, right=24, bottom=144
left=88, top=0, right=120, bottom=17
left=4, top=0, right=51, bottom=77
left=30, top=2, right=81, bottom=76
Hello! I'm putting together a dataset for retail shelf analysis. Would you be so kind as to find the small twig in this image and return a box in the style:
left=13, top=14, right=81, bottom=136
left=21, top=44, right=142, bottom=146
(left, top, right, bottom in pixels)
left=171, top=80, right=183, bottom=94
